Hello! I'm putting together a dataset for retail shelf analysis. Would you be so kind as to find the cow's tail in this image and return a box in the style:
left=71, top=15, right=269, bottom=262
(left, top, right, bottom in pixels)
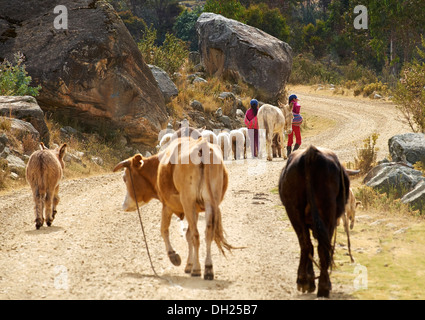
left=203, top=144, right=234, bottom=255
left=304, top=146, right=333, bottom=269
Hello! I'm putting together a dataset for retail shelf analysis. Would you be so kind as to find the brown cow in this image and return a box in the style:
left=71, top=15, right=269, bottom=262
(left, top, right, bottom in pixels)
left=26, top=142, right=67, bottom=229
left=113, top=137, right=232, bottom=280
left=278, top=145, right=359, bottom=298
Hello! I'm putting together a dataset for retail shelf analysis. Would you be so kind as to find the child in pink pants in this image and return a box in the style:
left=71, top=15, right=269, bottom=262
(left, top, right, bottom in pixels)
left=287, top=94, right=303, bottom=157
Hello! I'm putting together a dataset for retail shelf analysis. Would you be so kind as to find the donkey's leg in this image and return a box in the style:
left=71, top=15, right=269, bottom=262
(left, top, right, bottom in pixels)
left=44, top=188, right=54, bottom=227
left=33, top=188, right=44, bottom=229
left=52, top=185, right=60, bottom=220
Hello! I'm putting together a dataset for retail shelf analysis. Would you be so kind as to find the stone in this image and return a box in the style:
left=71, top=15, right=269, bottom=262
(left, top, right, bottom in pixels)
left=0, top=96, right=49, bottom=145
left=190, top=100, right=204, bottom=112
left=5, top=154, right=25, bottom=173
left=365, top=162, right=424, bottom=197
left=218, top=115, right=231, bottom=129
left=196, top=13, right=292, bottom=103
left=9, top=117, right=40, bottom=141
left=388, top=133, right=425, bottom=165
left=401, top=180, right=425, bottom=213
left=148, top=65, right=178, bottom=103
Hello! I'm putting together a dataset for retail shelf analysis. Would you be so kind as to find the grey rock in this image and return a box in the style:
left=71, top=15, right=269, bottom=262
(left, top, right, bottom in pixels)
left=196, top=13, right=292, bottom=102
left=388, top=133, right=425, bottom=165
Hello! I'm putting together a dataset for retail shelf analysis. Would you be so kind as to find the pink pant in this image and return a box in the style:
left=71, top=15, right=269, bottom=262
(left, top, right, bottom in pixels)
left=287, top=125, right=301, bottom=146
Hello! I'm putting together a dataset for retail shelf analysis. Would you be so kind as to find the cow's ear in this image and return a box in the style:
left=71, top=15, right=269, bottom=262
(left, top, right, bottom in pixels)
left=132, top=154, right=144, bottom=168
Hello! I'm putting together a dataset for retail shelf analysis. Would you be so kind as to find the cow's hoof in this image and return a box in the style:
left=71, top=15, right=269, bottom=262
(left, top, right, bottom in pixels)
left=168, top=251, right=181, bottom=266
left=35, top=218, right=43, bottom=229
left=191, top=269, right=201, bottom=277
left=267, top=157, right=272, bottom=161
left=297, top=280, right=315, bottom=294
left=184, top=263, right=193, bottom=274
left=317, top=288, right=330, bottom=298
left=204, top=265, right=214, bottom=280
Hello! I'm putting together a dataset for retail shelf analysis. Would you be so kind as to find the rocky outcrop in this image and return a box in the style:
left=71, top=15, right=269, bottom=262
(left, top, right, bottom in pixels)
left=196, top=13, right=292, bottom=103
left=0, top=96, right=49, bottom=145
left=364, top=162, right=424, bottom=197
left=0, top=0, right=167, bottom=148
left=365, top=133, right=425, bottom=213
left=388, top=133, right=425, bottom=165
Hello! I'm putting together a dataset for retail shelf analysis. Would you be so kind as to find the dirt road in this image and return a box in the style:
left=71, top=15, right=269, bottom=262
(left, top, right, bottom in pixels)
left=0, top=91, right=409, bottom=300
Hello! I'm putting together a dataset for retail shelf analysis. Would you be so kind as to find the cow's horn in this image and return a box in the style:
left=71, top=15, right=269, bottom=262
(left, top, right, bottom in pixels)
left=113, top=159, right=131, bottom=172
left=346, top=169, right=360, bottom=176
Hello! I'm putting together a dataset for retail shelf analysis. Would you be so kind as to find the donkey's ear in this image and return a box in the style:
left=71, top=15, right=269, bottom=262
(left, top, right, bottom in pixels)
left=58, top=143, right=67, bottom=159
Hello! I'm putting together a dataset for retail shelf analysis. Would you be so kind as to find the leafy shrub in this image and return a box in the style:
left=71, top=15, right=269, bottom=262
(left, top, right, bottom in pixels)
left=0, top=52, right=41, bottom=96
left=362, top=81, right=388, bottom=97
left=289, top=54, right=341, bottom=85
left=138, top=25, right=188, bottom=75
left=354, top=133, right=379, bottom=174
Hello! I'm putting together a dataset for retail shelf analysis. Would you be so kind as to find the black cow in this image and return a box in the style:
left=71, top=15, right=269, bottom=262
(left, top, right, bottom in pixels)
left=278, top=145, right=358, bottom=298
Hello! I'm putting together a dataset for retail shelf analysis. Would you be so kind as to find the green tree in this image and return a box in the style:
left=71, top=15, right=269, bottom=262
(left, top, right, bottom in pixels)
left=204, top=0, right=246, bottom=22
left=245, top=3, right=290, bottom=41
left=393, top=38, right=425, bottom=133
left=118, top=10, right=147, bottom=42
left=173, top=7, right=203, bottom=51
left=0, top=52, right=41, bottom=96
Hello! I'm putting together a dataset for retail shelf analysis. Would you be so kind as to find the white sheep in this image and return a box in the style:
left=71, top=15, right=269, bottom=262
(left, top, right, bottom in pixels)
left=217, top=131, right=231, bottom=160
left=201, top=129, right=218, bottom=145
left=229, top=129, right=245, bottom=160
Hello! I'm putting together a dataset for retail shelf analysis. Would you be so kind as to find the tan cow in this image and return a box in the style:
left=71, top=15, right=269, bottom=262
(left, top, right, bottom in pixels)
left=257, top=103, right=292, bottom=161
left=26, top=142, right=67, bottom=229
left=338, top=188, right=361, bottom=263
left=113, top=137, right=232, bottom=280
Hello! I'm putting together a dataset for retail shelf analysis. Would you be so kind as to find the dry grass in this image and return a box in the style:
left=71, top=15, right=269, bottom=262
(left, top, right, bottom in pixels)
left=167, top=60, right=256, bottom=119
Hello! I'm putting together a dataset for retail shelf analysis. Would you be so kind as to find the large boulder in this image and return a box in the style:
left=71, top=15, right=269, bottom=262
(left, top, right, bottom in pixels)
left=364, top=162, right=425, bottom=197
left=196, top=13, right=292, bottom=103
left=0, top=0, right=167, bottom=148
left=388, top=133, right=425, bottom=165
left=0, top=96, right=49, bottom=145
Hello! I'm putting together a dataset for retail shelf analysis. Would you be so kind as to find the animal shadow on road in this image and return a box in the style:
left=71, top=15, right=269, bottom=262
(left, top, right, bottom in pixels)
left=25, top=225, right=64, bottom=235
left=121, top=272, right=232, bottom=291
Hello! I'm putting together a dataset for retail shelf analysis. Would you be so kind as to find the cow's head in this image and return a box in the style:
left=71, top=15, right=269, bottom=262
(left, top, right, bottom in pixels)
left=113, top=154, right=155, bottom=212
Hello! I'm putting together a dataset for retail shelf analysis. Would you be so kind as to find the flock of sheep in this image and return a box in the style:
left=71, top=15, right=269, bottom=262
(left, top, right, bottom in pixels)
left=158, top=126, right=252, bottom=161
